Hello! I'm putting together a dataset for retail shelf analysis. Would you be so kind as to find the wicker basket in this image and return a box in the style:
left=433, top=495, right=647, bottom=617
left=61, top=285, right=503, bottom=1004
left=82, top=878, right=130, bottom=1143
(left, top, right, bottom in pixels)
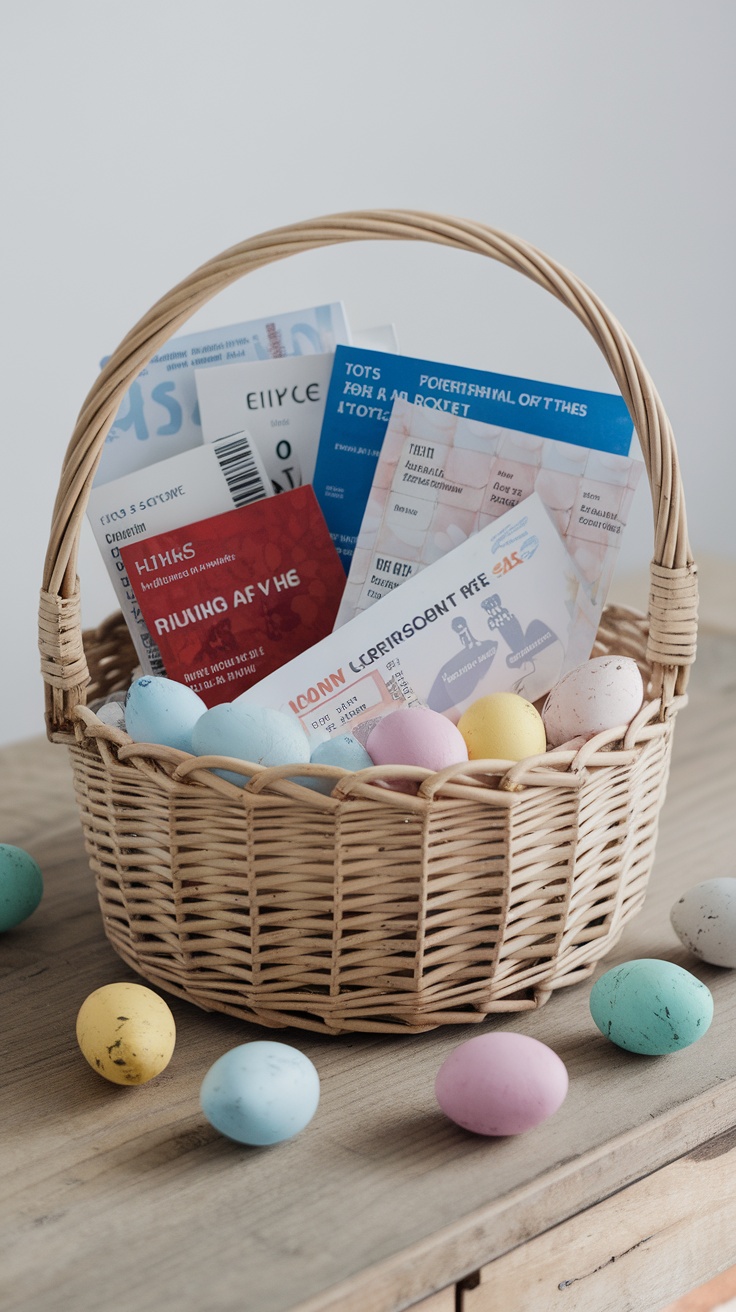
left=39, top=211, right=698, bottom=1035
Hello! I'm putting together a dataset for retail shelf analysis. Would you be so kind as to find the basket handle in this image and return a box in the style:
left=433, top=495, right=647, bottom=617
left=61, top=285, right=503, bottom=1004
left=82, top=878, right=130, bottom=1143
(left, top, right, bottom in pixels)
left=39, top=209, right=697, bottom=738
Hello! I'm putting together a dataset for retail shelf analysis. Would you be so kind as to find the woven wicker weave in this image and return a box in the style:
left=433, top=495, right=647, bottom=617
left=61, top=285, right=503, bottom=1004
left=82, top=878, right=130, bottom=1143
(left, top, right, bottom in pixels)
left=39, top=211, right=698, bottom=1034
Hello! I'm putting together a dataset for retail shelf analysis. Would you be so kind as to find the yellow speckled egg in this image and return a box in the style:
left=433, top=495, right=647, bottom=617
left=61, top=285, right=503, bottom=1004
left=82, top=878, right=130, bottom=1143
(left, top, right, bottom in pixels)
left=76, top=982, right=176, bottom=1085
left=458, top=693, right=547, bottom=761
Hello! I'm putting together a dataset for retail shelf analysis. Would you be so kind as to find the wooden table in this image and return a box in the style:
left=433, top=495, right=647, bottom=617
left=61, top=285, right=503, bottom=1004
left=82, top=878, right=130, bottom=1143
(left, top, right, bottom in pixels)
left=2, top=631, right=736, bottom=1312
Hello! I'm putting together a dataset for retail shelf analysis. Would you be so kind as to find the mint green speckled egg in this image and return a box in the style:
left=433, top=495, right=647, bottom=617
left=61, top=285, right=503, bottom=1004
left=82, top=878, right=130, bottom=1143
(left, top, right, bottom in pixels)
left=590, top=959, right=713, bottom=1055
left=0, top=844, right=43, bottom=931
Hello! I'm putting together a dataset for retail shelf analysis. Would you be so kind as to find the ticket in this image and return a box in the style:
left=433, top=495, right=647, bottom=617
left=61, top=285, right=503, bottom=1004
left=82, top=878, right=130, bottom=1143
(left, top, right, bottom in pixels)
left=336, top=398, right=643, bottom=629
left=235, top=492, right=597, bottom=747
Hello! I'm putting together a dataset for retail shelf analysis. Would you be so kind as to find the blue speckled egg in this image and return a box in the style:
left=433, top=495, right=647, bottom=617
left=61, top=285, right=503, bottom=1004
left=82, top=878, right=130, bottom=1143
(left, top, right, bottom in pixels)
left=191, top=703, right=310, bottom=785
left=125, top=676, right=206, bottom=753
left=200, top=1041, right=320, bottom=1145
left=298, top=734, right=374, bottom=793
left=0, top=844, right=43, bottom=931
left=590, top=958, right=714, bottom=1055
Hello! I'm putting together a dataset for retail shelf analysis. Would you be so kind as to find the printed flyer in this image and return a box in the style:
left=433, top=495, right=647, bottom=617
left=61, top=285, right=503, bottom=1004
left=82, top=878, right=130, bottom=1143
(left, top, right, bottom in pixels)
left=236, top=493, right=597, bottom=746
left=311, top=346, right=634, bottom=570
left=120, top=485, right=346, bottom=705
left=336, top=398, right=643, bottom=627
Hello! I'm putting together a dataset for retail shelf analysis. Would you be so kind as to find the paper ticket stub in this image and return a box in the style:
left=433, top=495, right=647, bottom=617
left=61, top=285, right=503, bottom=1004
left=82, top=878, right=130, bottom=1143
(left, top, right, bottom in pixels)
left=196, top=353, right=335, bottom=494
left=87, top=431, right=272, bottom=675
left=94, top=302, right=350, bottom=487
left=195, top=327, right=398, bottom=496
left=235, top=492, right=597, bottom=748
left=336, top=399, right=643, bottom=629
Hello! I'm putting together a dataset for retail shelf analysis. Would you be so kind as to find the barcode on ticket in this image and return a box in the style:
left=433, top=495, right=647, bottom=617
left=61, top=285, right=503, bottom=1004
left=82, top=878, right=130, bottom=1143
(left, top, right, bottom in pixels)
left=213, top=431, right=270, bottom=507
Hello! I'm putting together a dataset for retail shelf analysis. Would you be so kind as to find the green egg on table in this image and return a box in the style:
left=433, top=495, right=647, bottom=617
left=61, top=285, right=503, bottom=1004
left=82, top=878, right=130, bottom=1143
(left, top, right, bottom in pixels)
left=0, top=844, right=43, bottom=931
left=590, top=959, right=713, bottom=1055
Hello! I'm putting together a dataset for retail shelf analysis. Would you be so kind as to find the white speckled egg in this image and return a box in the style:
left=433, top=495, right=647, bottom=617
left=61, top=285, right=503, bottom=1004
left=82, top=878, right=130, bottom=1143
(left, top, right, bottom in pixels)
left=671, top=879, right=736, bottom=968
left=542, top=656, right=644, bottom=747
left=299, top=734, right=374, bottom=793
left=200, top=1041, right=320, bottom=1145
left=192, top=703, right=310, bottom=785
left=95, top=699, right=127, bottom=731
left=366, top=707, right=468, bottom=772
left=125, top=676, right=207, bottom=753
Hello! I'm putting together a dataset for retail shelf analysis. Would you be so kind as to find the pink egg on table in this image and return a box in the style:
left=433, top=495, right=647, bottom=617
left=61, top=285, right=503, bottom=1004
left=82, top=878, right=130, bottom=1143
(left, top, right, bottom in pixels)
left=366, top=707, right=468, bottom=772
left=435, top=1032, right=569, bottom=1136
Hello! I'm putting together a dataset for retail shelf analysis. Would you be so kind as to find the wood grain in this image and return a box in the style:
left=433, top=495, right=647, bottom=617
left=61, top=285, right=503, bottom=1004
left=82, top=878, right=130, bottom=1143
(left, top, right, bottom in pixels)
left=460, top=1128, right=736, bottom=1311
left=1, top=631, right=735, bottom=1312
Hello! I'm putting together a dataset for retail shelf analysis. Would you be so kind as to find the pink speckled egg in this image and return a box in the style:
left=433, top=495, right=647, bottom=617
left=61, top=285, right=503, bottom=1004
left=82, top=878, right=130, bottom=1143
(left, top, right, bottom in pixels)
left=366, top=707, right=468, bottom=772
left=435, top=1032, right=569, bottom=1136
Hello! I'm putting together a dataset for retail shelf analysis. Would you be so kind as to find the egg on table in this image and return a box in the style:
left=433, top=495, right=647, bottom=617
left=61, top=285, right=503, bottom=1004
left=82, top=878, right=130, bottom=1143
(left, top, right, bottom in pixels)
left=0, top=844, right=43, bottom=931
left=125, top=676, right=207, bottom=753
left=671, top=878, right=736, bottom=968
left=435, top=1032, right=569, bottom=1136
left=76, top=982, right=176, bottom=1085
left=589, top=959, right=714, bottom=1055
left=366, top=707, right=468, bottom=772
left=542, top=656, right=644, bottom=747
left=200, top=1041, right=320, bottom=1145
left=457, top=693, right=546, bottom=761
left=192, top=703, right=310, bottom=785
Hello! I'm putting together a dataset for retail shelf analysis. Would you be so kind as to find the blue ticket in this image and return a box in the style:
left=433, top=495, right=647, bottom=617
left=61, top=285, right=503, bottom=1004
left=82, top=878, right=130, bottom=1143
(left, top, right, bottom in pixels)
left=95, top=303, right=350, bottom=487
left=312, top=347, right=633, bottom=570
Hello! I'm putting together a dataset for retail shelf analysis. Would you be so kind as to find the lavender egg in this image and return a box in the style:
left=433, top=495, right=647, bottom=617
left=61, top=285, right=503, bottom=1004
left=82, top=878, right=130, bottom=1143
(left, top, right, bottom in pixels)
left=435, top=1032, right=569, bottom=1136
left=366, top=707, right=468, bottom=773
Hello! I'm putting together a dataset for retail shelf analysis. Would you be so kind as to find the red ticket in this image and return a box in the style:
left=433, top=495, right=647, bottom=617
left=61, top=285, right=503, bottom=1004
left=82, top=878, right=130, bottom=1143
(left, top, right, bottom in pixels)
left=120, top=484, right=346, bottom=705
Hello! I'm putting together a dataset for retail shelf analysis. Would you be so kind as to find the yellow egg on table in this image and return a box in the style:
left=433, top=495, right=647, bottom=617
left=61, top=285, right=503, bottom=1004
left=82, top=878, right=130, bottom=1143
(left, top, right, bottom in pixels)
left=458, top=693, right=547, bottom=761
left=76, top=982, right=176, bottom=1085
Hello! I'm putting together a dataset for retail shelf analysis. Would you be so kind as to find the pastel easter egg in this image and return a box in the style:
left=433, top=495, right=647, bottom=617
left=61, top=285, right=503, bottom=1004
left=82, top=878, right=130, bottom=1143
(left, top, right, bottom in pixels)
left=671, top=878, right=736, bottom=968
left=200, top=1041, right=320, bottom=1145
left=192, top=703, right=310, bottom=785
left=435, top=1032, right=569, bottom=1136
left=0, top=844, right=43, bottom=931
left=457, top=693, right=546, bottom=761
left=125, top=676, right=207, bottom=753
left=589, top=959, right=714, bottom=1054
left=76, top=982, right=176, bottom=1085
left=94, top=699, right=127, bottom=731
left=366, top=707, right=468, bottom=773
left=299, top=734, right=374, bottom=793
left=542, top=656, right=644, bottom=747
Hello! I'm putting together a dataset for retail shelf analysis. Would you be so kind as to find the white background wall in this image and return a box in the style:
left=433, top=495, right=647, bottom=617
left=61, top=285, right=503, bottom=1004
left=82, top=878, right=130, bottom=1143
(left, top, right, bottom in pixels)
left=1, top=0, right=734, bottom=746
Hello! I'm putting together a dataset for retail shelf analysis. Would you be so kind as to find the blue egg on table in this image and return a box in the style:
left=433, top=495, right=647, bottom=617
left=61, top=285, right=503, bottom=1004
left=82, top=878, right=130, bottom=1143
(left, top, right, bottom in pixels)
left=200, top=1041, right=320, bottom=1145
left=590, top=958, right=714, bottom=1055
left=298, top=734, right=374, bottom=793
left=125, top=676, right=207, bottom=753
left=191, top=703, right=310, bottom=785
left=0, top=844, right=44, bottom=931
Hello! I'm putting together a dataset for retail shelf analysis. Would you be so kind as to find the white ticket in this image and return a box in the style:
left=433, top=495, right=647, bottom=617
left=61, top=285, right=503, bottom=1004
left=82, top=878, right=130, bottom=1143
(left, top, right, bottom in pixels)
left=236, top=492, right=597, bottom=748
